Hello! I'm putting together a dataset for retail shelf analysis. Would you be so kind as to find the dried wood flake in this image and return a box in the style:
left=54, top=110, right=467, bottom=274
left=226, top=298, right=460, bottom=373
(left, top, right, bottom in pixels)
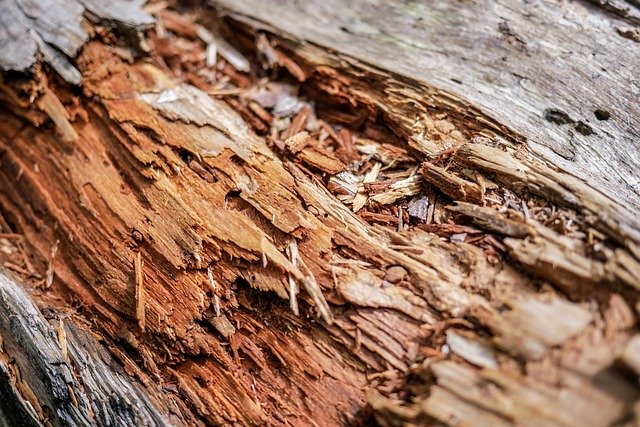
left=352, top=163, right=382, bottom=212
left=370, top=175, right=423, bottom=205
left=57, top=319, right=68, bottom=360
left=37, top=90, right=78, bottom=143
left=196, top=25, right=250, bottom=72
left=445, top=330, right=497, bottom=369
left=285, top=240, right=300, bottom=316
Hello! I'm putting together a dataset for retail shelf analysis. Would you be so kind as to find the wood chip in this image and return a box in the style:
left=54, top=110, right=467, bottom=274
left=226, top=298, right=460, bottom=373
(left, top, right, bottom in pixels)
left=445, top=330, right=497, bottom=369
left=37, top=89, right=78, bottom=143
left=420, top=162, right=483, bottom=203
left=352, top=163, right=382, bottom=212
left=284, top=131, right=311, bottom=154
left=370, top=175, right=423, bottom=205
left=57, top=319, right=68, bottom=360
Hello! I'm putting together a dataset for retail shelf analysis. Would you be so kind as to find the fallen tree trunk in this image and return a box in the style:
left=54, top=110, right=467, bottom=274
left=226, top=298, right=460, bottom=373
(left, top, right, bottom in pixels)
left=0, top=0, right=639, bottom=426
left=211, top=0, right=640, bottom=210
left=0, top=270, right=173, bottom=426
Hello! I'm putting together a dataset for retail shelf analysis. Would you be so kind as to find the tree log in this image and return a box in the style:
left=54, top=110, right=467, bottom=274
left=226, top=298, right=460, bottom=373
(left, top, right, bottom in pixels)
left=0, top=0, right=638, bottom=426
left=213, top=0, right=640, bottom=210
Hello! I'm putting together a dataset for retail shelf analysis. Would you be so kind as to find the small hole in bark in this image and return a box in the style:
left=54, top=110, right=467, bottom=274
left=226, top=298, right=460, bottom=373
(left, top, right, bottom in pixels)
left=178, top=149, right=192, bottom=164
left=594, top=109, right=610, bottom=121
left=230, top=155, right=245, bottom=167
left=544, top=108, right=573, bottom=125
left=574, top=121, right=594, bottom=136
left=225, top=189, right=246, bottom=210
left=0, top=209, right=18, bottom=233
left=131, top=229, right=144, bottom=243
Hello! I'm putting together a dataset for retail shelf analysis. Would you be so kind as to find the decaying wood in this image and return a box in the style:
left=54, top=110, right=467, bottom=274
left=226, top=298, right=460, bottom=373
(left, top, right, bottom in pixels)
left=0, top=0, right=638, bottom=426
left=0, top=270, right=173, bottom=426
left=0, top=0, right=153, bottom=84
left=212, top=0, right=640, bottom=211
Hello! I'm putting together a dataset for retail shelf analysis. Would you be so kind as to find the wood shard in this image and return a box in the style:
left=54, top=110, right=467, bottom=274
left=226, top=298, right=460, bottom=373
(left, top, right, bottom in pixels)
left=369, top=175, right=423, bottom=205
left=336, top=267, right=436, bottom=323
left=448, top=202, right=533, bottom=237
left=134, top=251, right=146, bottom=332
left=210, top=314, right=236, bottom=338
left=490, top=296, right=593, bottom=359
left=445, top=330, right=497, bottom=369
left=297, top=146, right=346, bottom=174
left=504, top=237, right=605, bottom=295
left=196, top=24, right=250, bottom=72
left=37, top=90, right=78, bottom=143
left=297, top=255, right=333, bottom=324
left=352, top=162, right=382, bottom=212
left=420, top=162, right=483, bottom=204
left=44, top=240, right=59, bottom=289
left=207, top=266, right=218, bottom=292
left=57, top=319, right=68, bottom=360
left=286, top=240, right=300, bottom=316
left=424, top=360, right=625, bottom=427
left=284, top=131, right=311, bottom=153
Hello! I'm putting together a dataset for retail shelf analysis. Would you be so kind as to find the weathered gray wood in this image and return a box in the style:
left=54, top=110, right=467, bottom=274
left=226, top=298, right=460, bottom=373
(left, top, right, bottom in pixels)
left=212, top=0, right=640, bottom=211
left=0, top=363, right=39, bottom=427
left=0, top=271, right=174, bottom=427
left=0, top=0, right=152, bottom=84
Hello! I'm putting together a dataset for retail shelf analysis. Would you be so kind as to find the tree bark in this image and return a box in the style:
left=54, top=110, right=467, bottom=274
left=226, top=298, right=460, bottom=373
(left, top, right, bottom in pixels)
left=212, top=0, right=640, bottom=210
left=0, top=0, right=639, bottom=426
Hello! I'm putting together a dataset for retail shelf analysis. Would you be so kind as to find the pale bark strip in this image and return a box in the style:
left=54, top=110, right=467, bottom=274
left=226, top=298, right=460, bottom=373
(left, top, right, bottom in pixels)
left=0, top=0, right=152, bottom=83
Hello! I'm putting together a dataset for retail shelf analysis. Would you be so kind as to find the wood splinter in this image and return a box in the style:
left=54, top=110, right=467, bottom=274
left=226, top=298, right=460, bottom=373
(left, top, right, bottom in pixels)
left=207, top=266, right=221, bottom=317
left=37, top=89, right=79, bottom=143
left=286, top=240, right=300, bottom=316
left=44, top=240, right=59, bottom=289
left=134, top=251, right=146, bottom=332
left=57, top=318, right=67, bottom=360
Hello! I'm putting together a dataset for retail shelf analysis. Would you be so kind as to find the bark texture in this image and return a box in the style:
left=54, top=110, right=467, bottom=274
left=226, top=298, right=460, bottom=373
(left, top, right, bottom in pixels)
left=0, top=0, right=638, bottom=426
left=0, top=270, right=174, bottom=426
left=213, top=0, right=640, bottom=210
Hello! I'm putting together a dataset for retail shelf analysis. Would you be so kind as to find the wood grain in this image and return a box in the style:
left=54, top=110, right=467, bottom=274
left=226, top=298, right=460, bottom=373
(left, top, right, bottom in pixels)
left=213, top=0, right=640, bottom=211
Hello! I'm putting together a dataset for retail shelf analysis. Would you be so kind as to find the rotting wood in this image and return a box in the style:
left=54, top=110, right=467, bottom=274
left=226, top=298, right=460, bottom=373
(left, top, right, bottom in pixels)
left=0, top=0, right=639, bottom=426
left=0, top=269, right=174, bottom=426
left=212, top=0, right=640, bottom=211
